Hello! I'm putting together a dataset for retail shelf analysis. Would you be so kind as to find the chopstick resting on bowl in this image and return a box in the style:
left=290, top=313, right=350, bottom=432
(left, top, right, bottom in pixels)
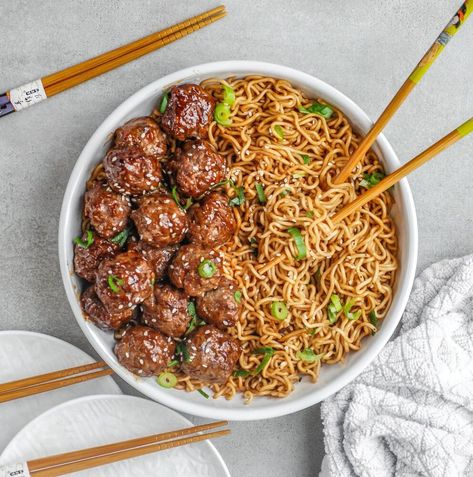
left=332, top=117, right=473, bottom=224
left=334, top=0, right=472, bottom=185
left=0, top=361, right=112, bottom=403
left=5, top=421, right=230, bottom=476
left=0, top=6, right=226, bottom=118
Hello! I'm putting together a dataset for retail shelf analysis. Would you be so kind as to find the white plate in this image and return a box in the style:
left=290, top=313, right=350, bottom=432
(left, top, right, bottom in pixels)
left=0, top=394, right=231, bottom=477
left=59, top=61, right=418, bottom=420
left=0, top=330, right=121, bottom=451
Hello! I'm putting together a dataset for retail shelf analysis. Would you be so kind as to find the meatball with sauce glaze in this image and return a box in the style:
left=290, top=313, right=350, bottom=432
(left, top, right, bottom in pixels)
left=161, top=84, right=215, bottom=140
left=142, top=283, right=191, bottom=338
left=181, top=325, right=241, bottom=384
left=80, top=286, right=134, bottom=331
left=131, top=194, right=189, bottom=248
left=168, top=140, right=226, bottom=199
left=84, top=182, right=131, bottom=239
left=128, top=240, right=178, bottom=281
left=168, top=244, right=223, bottom=297
left=196, top=278, right=241, bottom=329
left=187, top=192, right=236, bottom=247
left=74, top=233, right=120, bottom=282
left=115, top=325, right=175, bottom=377
left=114, top=116, right=167, bottom=159
left=103, top=146, right=163, bottom=196
left=95, top=250, right=154, bottom=313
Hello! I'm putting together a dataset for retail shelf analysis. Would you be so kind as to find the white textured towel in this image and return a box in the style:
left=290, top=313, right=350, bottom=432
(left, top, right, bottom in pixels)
left=321, top=255, right=473, bottom=477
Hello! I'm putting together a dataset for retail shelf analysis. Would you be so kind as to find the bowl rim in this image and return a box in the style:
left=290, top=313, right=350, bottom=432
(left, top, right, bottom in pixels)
left=59, top=60, right=418, bottom=420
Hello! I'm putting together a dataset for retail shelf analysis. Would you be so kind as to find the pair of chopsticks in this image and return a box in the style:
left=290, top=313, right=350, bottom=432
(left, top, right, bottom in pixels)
left=332, top=0, right=472, bottom=223
left=22, top=421, right=229, bottom=476
left=0, top=6, right=226, bottom=118
left=0, top=361, right=112, bottom=403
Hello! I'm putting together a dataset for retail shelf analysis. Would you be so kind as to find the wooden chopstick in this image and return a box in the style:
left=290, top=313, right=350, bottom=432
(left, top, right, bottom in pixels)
left=0, top=6, right=226, bottom=118
left=0, top=362, right=112, bottom=403
left=332, top=118, right=473, bottom=224
left=29, top=428, right=231, bottom=476
left=45, top=10, right=227, bottom=98
left=334, top=0, right=472, bottom=185
left=42, top=6, right=225, bottom=89
left=28, top=421, right=228, bottom=472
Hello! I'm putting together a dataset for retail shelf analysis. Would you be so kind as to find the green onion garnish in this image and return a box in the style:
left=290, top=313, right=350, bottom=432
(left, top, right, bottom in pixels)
left=222, top=84, right=235, bottom=106
left=233, top=369, right=251, bottom=377
left=306, top=211, right=315, bottom=218
left=167, top=360, right=179, bottom=368
left=293, top=172, right=306, bottom=179
left=111, top=227, right=131, bottom=248
left=185, top=302, right=204, bottom=335
left=171, top=186, right=192, bottom=211
left=315, top=268, right=322, bottom=283
left=298, top=102, right=334, bottom=119
left=254, top=347, right=275, bottom=355
left=343, top=298, right=361, bottom=320
left=74, top=230, right=94, bottom=249
left=301, top=154, right=311, bottom=165
left=331, top=294, right=343, bottom=312
left=270, top=301, right=288, bottom=321
left=214, top=102, right=232, bottom=126
left=159, top=92, right=168, bottom=114
left=273, top=124, right=284, bottom=140
left=255, top=183, right=266, bottom=204
left=234, top=290, right=242, bottom=303
left=108, top=274, right=124, bottom=293
left=198, top=259, right=217, bottom=278
left=287, top=227, right=307, bottom=260
left=327, top=294, right=342, bottom=324
left=228, top=186, right=245, bottom=207
left=253, top=347, right=274, bottom=374
left=157, top=372, right=177, bottom=388
left=369, top=310, right=378, bottom=334
left=197, top=388, right=210, bottom=399
left=296, top=348, right=322, bottom=363
left=279, top=188, right=291, bottom=198
left=176, top=341, right=191, bottom=363
left=360, top=172, right=385, bottom=189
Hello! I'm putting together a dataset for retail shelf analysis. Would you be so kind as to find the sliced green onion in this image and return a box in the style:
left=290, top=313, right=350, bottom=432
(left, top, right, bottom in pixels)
left=271, top=301, right=288, bottom=321
left=254, top=352, right=273, bottom=374
left=197, top=179, right=235, bottom=200
left=176, top=342, right=191, bottom=363
left=315, top=268, right=322, bottom=283
left=273, top=124, right=284, bottom=140
left=111, top=227, right=131, bottom=247
left=108, top=274, right=124, bottom=293
left=346, top=310, right=362, bottom=321
left=171, top=186, right=192, bottom=211
left=74, top=230, right=94, bottom=249
left=298, top=102, right=334, bottom=119
left=167, top=360, right=179, bottom=368
left=234, top=290, right=242, bottom=303
left=197, top=388, right=210, bottom=399
left=228, top=186, right=245, bottom=207
left=157, top=372, right=177, bottom=388
left=369, top=310, right=378, bottom=334
left=198, top=259, right=217, bottom=278
left=279, top=188, right=291, bottom=198
left=293, top=172, right=306, bottom=179
left=360, top=172, right=385, bottom=189
left=342, top=298, right=361, bottom=320
left=233, top=369, right=251, bottom=377
left=159, top=92, right=168, bottom=114
left=301, top=154, right=311, bottom=165
left=254, top=347, right=275, bottom=355
left=185, top=302, right=204, bottom=335
left=287, top=227, right=307, bottom=260
left=222, top=84, right=235, bottom=106
left=327, top=303, right=338, bottom=324
left=255, top=183, right=266, bottom=204
left=306, top=210, right=315, bottom=218
left=330, top=294, right=343, bottom=312
left=296, top=348, right=322, bottom=363
left=214, top=102, right=232, bottom=126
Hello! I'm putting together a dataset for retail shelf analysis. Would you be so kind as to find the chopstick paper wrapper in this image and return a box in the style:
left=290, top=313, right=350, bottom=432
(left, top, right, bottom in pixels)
left=0, top=80, right=47, bottom=117
left=0, top=463, right=30, bottom=477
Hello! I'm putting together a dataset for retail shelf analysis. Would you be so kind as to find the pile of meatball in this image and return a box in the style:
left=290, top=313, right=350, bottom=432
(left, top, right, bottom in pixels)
left=74, top=84, right=242, bottom=387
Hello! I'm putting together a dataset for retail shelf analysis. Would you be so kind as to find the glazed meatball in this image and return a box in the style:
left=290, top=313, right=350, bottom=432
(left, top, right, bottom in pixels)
left=187, top=192, right=236, bottom=247
left=114, top=116, right=167, bottom=159
left=161, top=84, right=215, bottom=140
left=168, top=140, right=226, bottom=198
left=181, top=325, right=241, bottom=384
left=196, top=279, right=241, bottom=329
left=169, top=244, right=223, bottom=296
left=80, top=286, right=133, bottom=330
left=142, top=284, right=191, bottom=338
left=130, top=241, right=178, bottom=281
left=84, top=183, right=131, bottom=239
left=103, top=146, right=162, bottom=196
left=95, top=250, right=154, bottom=313
left=131, top=194, right=189, bottom=247
left=115, top=326, right=175, bottom=377
left=74, top=233, right=120, bottom=282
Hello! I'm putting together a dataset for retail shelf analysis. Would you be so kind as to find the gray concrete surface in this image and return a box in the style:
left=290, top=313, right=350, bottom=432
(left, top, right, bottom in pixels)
left=1, top=1, right=472, bottom=475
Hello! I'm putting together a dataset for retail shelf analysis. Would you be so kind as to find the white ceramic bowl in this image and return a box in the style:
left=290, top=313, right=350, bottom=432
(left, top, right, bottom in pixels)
left=59, top=61, right=418, bottom=421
